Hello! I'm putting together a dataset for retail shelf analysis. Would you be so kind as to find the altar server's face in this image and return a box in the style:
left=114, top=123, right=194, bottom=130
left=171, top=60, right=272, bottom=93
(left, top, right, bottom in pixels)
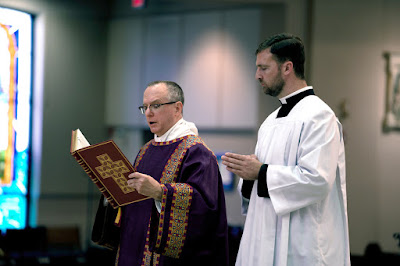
left=255, top=48, right=284, bottom=97
left=143, top=83, right=182, bottom=137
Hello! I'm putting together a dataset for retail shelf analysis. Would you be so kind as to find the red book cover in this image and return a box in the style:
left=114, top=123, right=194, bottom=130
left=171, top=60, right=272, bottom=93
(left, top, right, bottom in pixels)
left=71, top=132, right=149, bottom=208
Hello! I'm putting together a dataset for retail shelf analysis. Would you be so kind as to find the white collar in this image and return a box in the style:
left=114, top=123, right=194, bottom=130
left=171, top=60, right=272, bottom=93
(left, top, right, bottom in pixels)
left=279, top=86, right=313, bottom=104
left=154, top=118, right=199, bottom=142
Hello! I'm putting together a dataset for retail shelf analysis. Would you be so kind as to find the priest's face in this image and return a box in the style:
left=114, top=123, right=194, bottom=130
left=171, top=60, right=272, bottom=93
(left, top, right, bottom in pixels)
left=255, top=49, right=284, bottom=97
left=143, top=83, right=182, bottom=137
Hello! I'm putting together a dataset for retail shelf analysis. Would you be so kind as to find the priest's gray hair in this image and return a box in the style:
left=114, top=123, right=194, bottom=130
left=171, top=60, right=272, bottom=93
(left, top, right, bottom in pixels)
left=147, top=80, right=185, bottom=106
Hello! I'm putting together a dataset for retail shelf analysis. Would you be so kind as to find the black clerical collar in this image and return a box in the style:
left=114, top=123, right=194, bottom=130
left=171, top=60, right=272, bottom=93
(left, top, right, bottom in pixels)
left=277, top=88, right=315, bottom=118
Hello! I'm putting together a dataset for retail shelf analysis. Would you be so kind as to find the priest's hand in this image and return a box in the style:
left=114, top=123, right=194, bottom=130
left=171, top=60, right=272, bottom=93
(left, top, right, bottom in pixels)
left=221, top=152, right=263, bottom=180
left=127, top=172, right=162, bottom=201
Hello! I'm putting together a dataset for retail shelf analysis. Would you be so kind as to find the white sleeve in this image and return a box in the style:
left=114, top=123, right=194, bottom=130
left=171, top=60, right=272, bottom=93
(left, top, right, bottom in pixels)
left=155, top=200, right=161, bottom=213
left=238, top=178, right=250, bottom=216
left=268, top=110, right=340, bottom=215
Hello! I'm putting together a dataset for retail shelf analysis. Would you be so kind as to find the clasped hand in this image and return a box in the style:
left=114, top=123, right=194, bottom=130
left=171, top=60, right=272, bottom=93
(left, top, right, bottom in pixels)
left=127, top=172, right=162, bottom=201
left=221, top=152, right=263, bottom=180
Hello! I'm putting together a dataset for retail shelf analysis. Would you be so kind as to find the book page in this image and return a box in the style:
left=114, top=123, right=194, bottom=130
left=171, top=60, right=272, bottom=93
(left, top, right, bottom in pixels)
left=71, top=128, right=90, bottom=152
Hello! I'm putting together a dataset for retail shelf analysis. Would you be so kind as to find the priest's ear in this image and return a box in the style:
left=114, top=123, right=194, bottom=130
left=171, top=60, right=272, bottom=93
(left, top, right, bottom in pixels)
left=281, top=61, right=293, bottom=75
left=175, top=101, right=184, bottom=115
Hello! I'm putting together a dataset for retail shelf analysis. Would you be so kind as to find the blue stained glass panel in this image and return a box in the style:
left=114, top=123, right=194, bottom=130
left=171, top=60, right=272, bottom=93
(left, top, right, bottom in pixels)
left=0, top=195, right=27, bottom=229
left=0, top=7, right=32, bottom=233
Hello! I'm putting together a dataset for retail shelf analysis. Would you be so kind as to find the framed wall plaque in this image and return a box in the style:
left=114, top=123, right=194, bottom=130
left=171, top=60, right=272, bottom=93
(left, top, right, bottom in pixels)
left=383, top=52, right=400, bottom=131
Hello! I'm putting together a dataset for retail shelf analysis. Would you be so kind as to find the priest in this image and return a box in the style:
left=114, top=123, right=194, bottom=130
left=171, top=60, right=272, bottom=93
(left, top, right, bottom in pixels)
left=221, top=33, right=350, bottom=265
left=115, top=80, right=229, bottom=266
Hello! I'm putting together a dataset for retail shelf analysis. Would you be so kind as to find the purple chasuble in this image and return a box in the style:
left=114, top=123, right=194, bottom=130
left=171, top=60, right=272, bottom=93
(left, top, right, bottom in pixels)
left=116, top=135, right=229, bottom=266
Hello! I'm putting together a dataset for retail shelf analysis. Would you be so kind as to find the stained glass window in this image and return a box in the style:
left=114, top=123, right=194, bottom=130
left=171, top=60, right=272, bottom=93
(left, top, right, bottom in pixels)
left=0, top=7, right=32, bottom=232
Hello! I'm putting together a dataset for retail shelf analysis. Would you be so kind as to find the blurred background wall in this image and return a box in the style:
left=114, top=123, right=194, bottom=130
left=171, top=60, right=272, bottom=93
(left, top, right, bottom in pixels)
left=0, top=0, right=399, bottom=257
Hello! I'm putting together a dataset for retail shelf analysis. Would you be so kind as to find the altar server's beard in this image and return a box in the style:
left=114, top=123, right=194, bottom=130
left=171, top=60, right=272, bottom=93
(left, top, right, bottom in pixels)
left=262, top=76, right=284, bottom=97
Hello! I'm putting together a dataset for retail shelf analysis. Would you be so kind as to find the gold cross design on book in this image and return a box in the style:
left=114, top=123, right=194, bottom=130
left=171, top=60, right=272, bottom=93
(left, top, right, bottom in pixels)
left=95, top=153, right=135, bottom=194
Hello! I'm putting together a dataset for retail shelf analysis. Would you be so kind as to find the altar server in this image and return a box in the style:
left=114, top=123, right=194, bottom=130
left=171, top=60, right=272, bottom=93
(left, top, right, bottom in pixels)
left=222, top=33, right=350, bottom=266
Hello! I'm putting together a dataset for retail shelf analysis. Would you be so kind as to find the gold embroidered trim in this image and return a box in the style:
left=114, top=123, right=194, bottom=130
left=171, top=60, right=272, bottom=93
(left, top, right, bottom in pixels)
left=163, top=183, right=193, bottom=258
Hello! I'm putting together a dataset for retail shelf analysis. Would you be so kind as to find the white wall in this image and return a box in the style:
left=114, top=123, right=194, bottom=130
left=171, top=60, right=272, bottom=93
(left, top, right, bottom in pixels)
left=311, top=0, right=400, bottom=255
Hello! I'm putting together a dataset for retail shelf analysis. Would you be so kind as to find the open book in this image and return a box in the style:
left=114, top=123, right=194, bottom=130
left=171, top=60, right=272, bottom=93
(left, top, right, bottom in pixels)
left=70, top=129, right=149, bottom=208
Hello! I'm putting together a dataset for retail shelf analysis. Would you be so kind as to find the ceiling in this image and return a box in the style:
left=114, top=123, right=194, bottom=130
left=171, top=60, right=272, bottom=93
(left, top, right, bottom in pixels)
left=110, top=0, right=284, bottom=17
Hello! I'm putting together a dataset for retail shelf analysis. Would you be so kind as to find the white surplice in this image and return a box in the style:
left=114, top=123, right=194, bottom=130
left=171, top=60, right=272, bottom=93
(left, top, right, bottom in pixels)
left=236, top=94, right=350, bottom=266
